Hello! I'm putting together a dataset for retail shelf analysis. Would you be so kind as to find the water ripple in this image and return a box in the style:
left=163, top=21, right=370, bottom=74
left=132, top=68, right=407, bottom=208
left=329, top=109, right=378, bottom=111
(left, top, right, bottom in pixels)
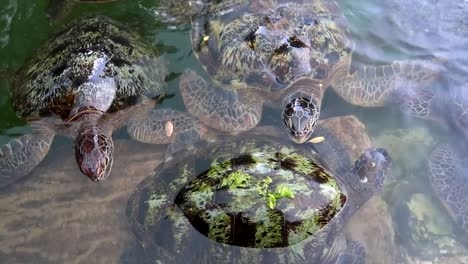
left=0, top=0, right=17, bottom=49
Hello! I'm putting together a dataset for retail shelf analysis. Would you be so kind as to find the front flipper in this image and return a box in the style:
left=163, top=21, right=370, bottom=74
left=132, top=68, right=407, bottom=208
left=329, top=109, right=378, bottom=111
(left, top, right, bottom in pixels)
left=180, top=70, right=263, bottom=133
left=428, top=144, right=468, bottom=234
left=335, top=240, right=365, bottom=264
left=328, top=55, right=440, bottom=108
left=127, top=109, right=209, bottom=158
left=0, top=122, right=55, bottom=187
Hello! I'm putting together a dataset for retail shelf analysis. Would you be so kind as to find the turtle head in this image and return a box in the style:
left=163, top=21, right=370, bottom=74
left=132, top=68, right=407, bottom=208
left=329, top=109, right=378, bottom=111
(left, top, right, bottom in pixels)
left=282, top=95, right=320, bottom=144
left=75, top=126, right=114, bottom=181
left=351, top=148, right=391, bottom=197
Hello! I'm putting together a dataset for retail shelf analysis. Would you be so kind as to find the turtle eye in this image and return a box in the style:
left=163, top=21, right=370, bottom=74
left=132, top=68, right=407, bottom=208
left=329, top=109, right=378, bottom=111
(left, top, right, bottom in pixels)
left=284, top=104, right=295, bottom=117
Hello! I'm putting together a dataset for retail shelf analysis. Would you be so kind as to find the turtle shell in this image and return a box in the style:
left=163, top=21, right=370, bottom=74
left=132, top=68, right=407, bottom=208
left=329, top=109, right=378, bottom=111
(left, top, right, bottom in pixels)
left=127, top=126, right=365, bottom=263
left=191, top=0, right=350, bottom=91
left=175, top=144, right=346, bottom=248
left=12, top=16, right=166, bottom=120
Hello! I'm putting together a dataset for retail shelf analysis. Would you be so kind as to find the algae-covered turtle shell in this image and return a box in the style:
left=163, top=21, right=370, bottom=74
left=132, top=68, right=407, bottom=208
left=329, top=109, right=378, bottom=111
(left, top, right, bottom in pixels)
left=126, top=125, right=391, bottom=263
left=159, top=0, right=439, bottom=148
left=0, top=15, right=171, bottom=186
left=13, top=15, right=164, bottom=120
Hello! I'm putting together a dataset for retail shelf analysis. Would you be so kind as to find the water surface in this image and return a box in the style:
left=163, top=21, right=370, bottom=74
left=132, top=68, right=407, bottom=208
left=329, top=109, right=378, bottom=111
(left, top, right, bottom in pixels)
left=0, top=0, right=467, bottom=263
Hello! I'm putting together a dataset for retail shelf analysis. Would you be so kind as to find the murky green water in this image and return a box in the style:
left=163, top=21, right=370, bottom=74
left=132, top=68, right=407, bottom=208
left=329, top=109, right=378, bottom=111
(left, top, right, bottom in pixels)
left=0, top=0, right=467, bottom=263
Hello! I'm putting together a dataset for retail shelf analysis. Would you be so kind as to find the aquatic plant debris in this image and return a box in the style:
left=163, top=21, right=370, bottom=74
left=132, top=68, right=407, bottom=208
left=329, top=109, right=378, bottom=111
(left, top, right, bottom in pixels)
left=165, top=120, right=174, bottom=137
left=256, top=177, right=295, bottom=209
left=220, top=171, right=251, bottom=189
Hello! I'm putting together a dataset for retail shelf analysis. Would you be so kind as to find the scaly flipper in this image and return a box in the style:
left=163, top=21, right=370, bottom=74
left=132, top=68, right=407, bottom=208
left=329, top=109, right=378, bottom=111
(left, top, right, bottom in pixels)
left=428, top=144, right=468, bottom=234
left=328, top=55, right=440, bottom=111
left=0, top=121, right=55, bottom=187
left=127, top=109, right=209, bottom=158
left=180, top=70, right=263, bottom=133
left=335, top=240, right=365, bottom=264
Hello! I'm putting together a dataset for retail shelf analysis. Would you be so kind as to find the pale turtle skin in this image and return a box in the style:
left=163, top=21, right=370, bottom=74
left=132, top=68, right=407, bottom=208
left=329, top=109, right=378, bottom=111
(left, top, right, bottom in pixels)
left=0, top=16, right=206, bottom=187
left=125, top=119, right=392, bottom=264
left=160, top=0, right=440, bottom=144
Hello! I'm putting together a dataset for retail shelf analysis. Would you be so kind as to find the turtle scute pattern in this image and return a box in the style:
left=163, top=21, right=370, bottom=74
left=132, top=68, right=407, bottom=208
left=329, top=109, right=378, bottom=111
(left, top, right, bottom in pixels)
left=192, top=0, right=350, bottom=88
left=0, top=15, right=173, bottom=186
left=125, top=123, right=391, bottom=264
left=428, top=144, right=468, bottom=233
left=166, top=0, right=442, bottom=148
left=13, top=15, right=166, bottom=120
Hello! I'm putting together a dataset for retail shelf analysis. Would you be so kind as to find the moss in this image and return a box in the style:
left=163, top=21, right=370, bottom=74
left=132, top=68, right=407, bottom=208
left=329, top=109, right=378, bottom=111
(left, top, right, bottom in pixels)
left=408, top=193, right=452, bottom=236
left=406, top=193, right=466, bottom=256
left=220, top=170, right=252, bottom=190
left=288, top=209, right=322, bottom=245
left=256, top=176, right=272, bottom=196
left=144, top=193, right=168, bottom=226
left=207, top=210, right=232, bottom=244
left=170, top=163, right=192, bottom=191
left=255, top=177, right=296, bottom=209
left=188, top=183, right=215, bottom=209
left=207, top=159, right=232, bottom=179
left=274, top=184, right=295, bottom=199
left=167, top=207, right=191, bottom=248
left=254, top=209, right=284, bottom=248
left=284, top=153, right=317, bottom=175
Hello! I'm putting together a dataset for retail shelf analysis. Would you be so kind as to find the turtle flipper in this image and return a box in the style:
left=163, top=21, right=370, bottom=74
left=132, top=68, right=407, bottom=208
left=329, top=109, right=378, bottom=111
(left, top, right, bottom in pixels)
left=180, top=70, right=263, bottom=133
left=127, top=109, right=209, bottom=157
left=428, top=144, right=468, bottom=233
left=334, top=240, right=365, bottom=264
left=0, top=122, right=55, bottom=187
left=328, top=55, right=439, bottom=108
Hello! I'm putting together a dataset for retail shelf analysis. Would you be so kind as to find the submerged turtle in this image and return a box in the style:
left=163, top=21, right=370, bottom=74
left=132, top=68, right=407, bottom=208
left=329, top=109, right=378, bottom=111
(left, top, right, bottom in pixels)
left=0, top=16, right=203, bottom=186
left=126, top=116, right=392, bottom=263
left=388, top=141, right=468, bottom=261
left=392, top=141, right=468, bottom=260
left=159, top=0, right=439, bottom=144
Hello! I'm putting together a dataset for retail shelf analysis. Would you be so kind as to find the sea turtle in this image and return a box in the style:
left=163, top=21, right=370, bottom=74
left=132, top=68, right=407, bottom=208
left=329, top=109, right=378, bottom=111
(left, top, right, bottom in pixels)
left=158, top=0, right=440, bottom=144
left=384, top=135, right=468, bottom=261
left=369, top=87, right=468, bottom=261
left=125, top=115, right=392, bottom=263
left=0, top=16, right=201, bottom=187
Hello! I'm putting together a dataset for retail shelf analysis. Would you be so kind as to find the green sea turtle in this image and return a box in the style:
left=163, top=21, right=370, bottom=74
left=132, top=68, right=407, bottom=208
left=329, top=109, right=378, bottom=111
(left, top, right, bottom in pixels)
left=125, top=116, right=392, bottom=263
left=0, top=16, right=206, bottom=186
left=158, top=0, right=440, bottom=144
left=370, top=87, right=468, bottom=261
left=388, top=141, right=468, bottom=261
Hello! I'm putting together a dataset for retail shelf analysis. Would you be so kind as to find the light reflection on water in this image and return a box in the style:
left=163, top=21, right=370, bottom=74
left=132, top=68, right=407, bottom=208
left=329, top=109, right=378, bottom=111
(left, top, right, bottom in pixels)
left=0, top=0, right=467, bottom=263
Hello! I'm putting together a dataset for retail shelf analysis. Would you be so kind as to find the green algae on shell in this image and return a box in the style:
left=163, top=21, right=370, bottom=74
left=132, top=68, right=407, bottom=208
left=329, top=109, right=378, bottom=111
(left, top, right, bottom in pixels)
left=176, top=147, right=344, bottom=248
left=126, top=125, right=391, bottom=263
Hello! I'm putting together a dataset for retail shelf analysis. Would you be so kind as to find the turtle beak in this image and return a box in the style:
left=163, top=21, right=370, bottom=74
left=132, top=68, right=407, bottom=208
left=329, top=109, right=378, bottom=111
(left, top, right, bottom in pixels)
left=75, top=128, right=113, bottom=181
left=282, top=97, right=319, bottom=144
